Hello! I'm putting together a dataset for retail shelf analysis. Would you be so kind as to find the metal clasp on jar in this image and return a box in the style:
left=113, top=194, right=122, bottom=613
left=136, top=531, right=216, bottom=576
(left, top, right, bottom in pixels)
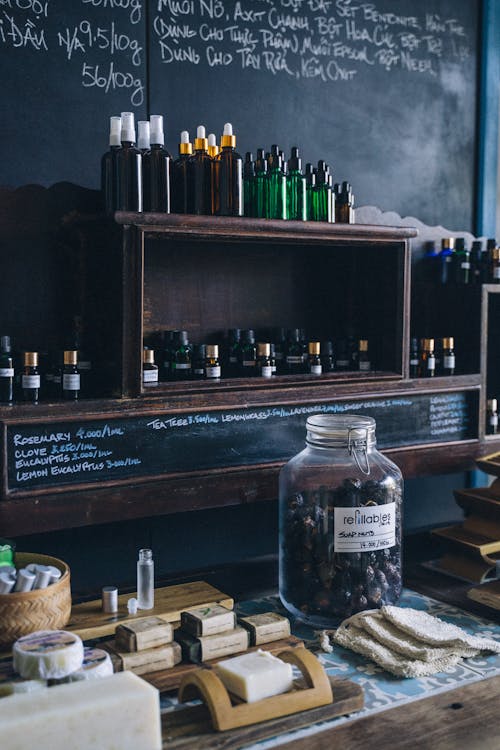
left=347, top=427, right=370, bottom=475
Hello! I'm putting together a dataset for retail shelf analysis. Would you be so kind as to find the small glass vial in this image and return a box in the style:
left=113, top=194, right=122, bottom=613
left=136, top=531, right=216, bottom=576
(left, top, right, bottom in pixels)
left=308, top=342, right=322, bottom=374
left=205, top=344, right=221, bottom=379
left=409, top=337, right=420, bottom=378
left=172, top=331, right=192, bottom=380
left=192, top=344, right=206, bottom=379
left=238, top=330, right=257, bottom=376
left=358, top=339, right=371, bottom=371
left=320, top=341, right=335, bottom=373
left=421, top=338, right=436, bottom=377
left=22, top=352, right=40, bottom=402
left=137, top=548, right=154, bottom=610
left=257, top=342, right=273, bottom=378
left=279, top=414, right=403, bottom=626
left=0, top=335, right=14, bottom=404
left=285, top=329, right=306, bottom=374
left=143, top=348, right=159, bottom=387
left=487, top=399, right=498, bottom=435
left=439, top=238, right=455, bottom=285
left=62, top=350, right=81, bottom=399
left=442, top=337, right=455, bottom=375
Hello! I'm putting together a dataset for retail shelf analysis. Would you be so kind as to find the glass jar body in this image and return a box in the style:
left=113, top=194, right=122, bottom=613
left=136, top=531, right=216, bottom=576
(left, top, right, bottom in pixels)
left=279, top=429, right=403, bottom=627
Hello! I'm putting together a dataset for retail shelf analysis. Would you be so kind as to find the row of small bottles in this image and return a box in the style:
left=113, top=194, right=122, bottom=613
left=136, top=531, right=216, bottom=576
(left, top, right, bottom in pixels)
left=409, top=336, right=456, bottom=378
left=423, top=237, right=500, bottom=285
left=0, top=337, right=89, bottom=403
left=142, top=329, right=373, bottom=384
left=102, top=113, right=354, bottom=222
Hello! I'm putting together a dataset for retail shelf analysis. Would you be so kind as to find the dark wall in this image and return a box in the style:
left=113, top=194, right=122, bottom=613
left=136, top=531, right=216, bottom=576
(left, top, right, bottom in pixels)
left=1, top=0, right=479, bottom=230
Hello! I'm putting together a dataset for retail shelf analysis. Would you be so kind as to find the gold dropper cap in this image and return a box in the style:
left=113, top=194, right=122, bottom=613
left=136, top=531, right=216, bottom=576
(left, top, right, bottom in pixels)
left=221, top=134, right=236, bottom=148
left=358, top=339, right=369, bottom=352
left=442, top=237, right=455, bottom=250
left=208, top=144, right=219, bottom=158
left=179, top=141, right=192, bottom=155
left=143, top=348, right=155, bottom=364
left=257, top=342, right=270, bottom=357
left=442, top=337, right=454, bottom=349
left=423, top=338, right=435, bottom=352
left=63, top=350, right=78, bottom=365
left=308, top=342, right=320, bottom=355
left=206, top=344, right=219, bottom=358
left=492, top=247, right=500, bottom=260
left=24, top=351, right=38, bottom=366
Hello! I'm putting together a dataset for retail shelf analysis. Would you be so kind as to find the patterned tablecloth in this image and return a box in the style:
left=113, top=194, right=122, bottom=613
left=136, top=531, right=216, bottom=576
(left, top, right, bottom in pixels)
left=163, top=588, right=500, bottom=749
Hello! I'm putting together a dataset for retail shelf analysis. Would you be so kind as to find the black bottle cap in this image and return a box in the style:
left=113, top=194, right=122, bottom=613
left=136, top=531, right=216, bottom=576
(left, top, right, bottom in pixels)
left=0, top=336, right=11, bottom=353
left=487, top=238, right=497, bottom=250
left=271, top=144, right=280, bottom=155
left=177, top=330, right=189, bottom=346
left=471, top=240, right=483, bottom=251
left=281, top=152, right=288, bottom=175
left=242, top=329, right=255, bottom=343
left=288, top=328, right=302, bottom=342
left=288, top=146, right=302, bottom=172
left=244, top=153, right=255, bottom=178
left=271, top=327, right=287, bottom=342
left=256, top=148, right=265, bottom=160
left=410, top=337, right=419, bottom=350
left=192, top=343, right=206, bottom=358
left=321, top=340, right=334, bottom=355
left=228, top=328, right=241, bottom=341
left=455, top=237, right=466, bottom=251
left=245, top=152, right=253, bottom=162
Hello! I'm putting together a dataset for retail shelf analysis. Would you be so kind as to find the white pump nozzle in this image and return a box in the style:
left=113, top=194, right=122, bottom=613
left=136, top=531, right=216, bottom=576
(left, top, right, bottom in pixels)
left=180, top=130, right=190, bottom=143
left=223, top=123, right=233, bottom=136
left=109, top=116, right=121, bottom=147
left=150, top=114, right=164, bottom=146
left=208, top=133, right=217, bottom=147
left=138, top=121, right=150, bottom=150
left=196, top=125, right=206, bottom=140
left=120, top=112, right=136, bottom=143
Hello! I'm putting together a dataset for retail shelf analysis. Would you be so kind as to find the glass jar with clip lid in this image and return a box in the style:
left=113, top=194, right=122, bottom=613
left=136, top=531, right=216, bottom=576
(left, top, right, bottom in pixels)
left=279, top=414, right=403, bottom=627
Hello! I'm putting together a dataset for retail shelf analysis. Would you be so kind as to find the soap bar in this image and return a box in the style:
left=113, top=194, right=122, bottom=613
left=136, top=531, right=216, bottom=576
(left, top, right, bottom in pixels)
left=13, top=630, right=84, bottom=680
left=68, top=647, right=113, bottom=681
left=239, top=612, right=291, bottom=645
left=109, top=640, right=181, bottom=675
left=0, top=663, right=46, bottom=698
left=116, top=616, right=173, bottom=652
left=216, top=650, right=293, bottom=702
left=181, top=604, right=236, bottom=636
left=175, top=625, right=248, bottom=662
left=0, top=671, right=161, bottom=750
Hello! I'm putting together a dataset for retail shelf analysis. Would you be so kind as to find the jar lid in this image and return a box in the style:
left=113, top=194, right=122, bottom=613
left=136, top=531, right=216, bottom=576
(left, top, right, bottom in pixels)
left=306, top=414, right=376, bottom=447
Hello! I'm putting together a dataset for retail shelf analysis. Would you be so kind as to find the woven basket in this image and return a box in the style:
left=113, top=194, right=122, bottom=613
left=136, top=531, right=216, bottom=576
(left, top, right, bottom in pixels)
left=0, top=553, right=71, bottom=648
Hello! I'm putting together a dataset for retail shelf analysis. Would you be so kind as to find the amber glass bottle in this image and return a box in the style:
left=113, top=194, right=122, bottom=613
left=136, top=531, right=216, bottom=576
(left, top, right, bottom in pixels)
left=101, top=115, right=121, bottom=214
left=216, top=123, right=243, bottom=216
left=143, top=115, right=171, bottom=213
left=188, top=126, right=211, bottom=215
left=22, top=352, right=40, bottom=402
left=171, top=131, right=192, bottom=214
left=116, top=112, right=142, bottom=212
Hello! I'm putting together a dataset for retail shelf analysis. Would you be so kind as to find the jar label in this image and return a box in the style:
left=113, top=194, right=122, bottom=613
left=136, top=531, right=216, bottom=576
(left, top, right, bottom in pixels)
left=410, top=358, right=419, bottom=366
left=443, top=355, right=455, bottom=368
left=359, top=361, right=371, bottom=371
left=174, top=363, right=191, bottom=369
left=336, top=359, right=349, bottom=368
left=490, top=414, right=499, bottom=427
left=494, top=267, right=500, bottom=279
left=243, top=360, right=256, bottom=367
left=310, top=365, right=322, bottom=375
left=206, top=366, right=221, bottom=378
left=260, top=366, right=273, bottom=377
left=427, top=358, right=435, bottom=371
left=63, top=374, right=80, bottom=390
left=334, top=503, right=396, bottom=552
left=286, top=356, right=303, bottom=364
left=22, top=375, right=40, bottom=389
left=0, top=368, right=14, bottom=377
left=143, top=369, right=159, bottom=383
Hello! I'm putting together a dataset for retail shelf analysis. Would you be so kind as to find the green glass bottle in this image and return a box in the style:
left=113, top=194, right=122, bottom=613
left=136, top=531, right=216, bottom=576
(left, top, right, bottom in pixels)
left=454, top=237, right=471, bottom=285
left=306, top=169, right=319, bottom=221
left=243, top=152, right=255, bottom=217
left=267, top=146, right=286, bottom=220
left=254, top=148, right=269, bottom=219
left=286, top=147, right=306, bottom=221
left=316, top=161, right=332, bottom=222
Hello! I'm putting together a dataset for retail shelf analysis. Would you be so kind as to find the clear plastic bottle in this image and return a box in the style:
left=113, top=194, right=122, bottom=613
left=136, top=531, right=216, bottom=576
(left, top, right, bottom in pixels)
left=137, top=548, right=154, bottom=610
left=279, top=414, right=403, bottom=627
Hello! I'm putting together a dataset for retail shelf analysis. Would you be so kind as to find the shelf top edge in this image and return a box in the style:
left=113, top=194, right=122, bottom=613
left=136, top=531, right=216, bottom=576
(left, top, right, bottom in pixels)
left=113, top=212, right=418, bottom=240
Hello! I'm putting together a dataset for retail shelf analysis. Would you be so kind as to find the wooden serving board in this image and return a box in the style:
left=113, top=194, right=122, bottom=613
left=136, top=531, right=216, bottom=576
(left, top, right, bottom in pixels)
left=467, top=580, right=500, bottom=611
left=67, top=582, right=234, bottom=641
left=161, top=676, right=363, bottom=749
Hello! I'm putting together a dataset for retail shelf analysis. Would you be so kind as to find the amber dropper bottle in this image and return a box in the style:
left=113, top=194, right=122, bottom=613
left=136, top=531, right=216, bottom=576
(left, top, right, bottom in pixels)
left=116, top=112, right=142, bottom=212
left=172, top=131, right=192, bottom=214
left=217, top=123, right=243, bottom=216
left=101, top=115, right=121, bottom=214
left=143, top=115, right=171, bottom=213
left=208, top=133, right=220, bottom=215
left=188, top=125, right=211, bottom=215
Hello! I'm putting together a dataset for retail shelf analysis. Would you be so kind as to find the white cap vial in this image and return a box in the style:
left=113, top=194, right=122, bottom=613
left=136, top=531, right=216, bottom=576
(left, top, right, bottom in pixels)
left=120, top=112, right=136, bottom=143
left=109, top=116, right=121, bottom=147
left=208, top=133, right=217, bottom=147
left=102, top=585, right=118, bottom=614
left=127, top=597, right=138, bottom=615
left=150, top=115, right=164, bottom=146
left=0, top=572, right=15, bottom=594
left=196, top=125, right=206, bottom=139
left=137, top=120, right=150, bottom=150
left=33, top=565, right=52, bottom=590
left=14, top=568, right=36, bottom=593
left=223, top=122, right=233, bottom=136
left=180, top=130, right=190, bottom=143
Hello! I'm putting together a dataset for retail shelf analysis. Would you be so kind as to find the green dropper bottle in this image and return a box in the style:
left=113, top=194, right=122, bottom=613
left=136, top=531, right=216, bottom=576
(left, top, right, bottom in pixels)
left=267, top=145, right=286, bottom=220
left=254, top=148, right=269, bottom=219
left=316, top=160, right=332, bottom=222
left=306, top=167, right=319, bottom=221
left=243, top=152, right=255, bottom=217
left=286, top=147, right=306, bottom=221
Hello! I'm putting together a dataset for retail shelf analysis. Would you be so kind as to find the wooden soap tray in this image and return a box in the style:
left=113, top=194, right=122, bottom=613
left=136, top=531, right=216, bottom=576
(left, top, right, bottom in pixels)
left=176, top=647, right=359, bottom=732
left=467, top=579, right=500, bottom=611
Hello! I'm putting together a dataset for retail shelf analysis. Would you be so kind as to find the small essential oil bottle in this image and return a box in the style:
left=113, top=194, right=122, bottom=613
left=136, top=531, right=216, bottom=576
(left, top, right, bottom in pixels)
left=315, top=161, right=332, bottom=223
left=308, top=342, right=322, bottom=374
left=471, top=240, right=485, bottom=284
left=116, top=112, right=142, bottom=212
left=409, top=337, right=420, bottom=378
left=254, top=149, right=269, bottom=219
left=285, top=329, right=306, bottom=374
left=454, top=238, right=471, bottom=285
left=142, top=348, right=159, bottom=387
left=267, top=146, right=286, bottom=220
left=143, top=115, right=171, bottom=213
left=335, top=181, right=355, bottom=223
left=358, top=340, right=371, bottom=371
left=137, top=120, right=150, bottom=154
left=320, top=340, right=335, bottom=373
left=0, top=336, right=14, bottom=403
left=257, top=342, right=273, bottom=378
left=172, top=331, right=192, bottom=380
left=62, top=350, right=81, bottom=400
left=22, top=352, right=40, bottom=402
left=225, top=329, right=241, bottom=378
left=269, top=343, right=277, bottom=375
left=421, top=338, right=436, bottom=377
left=192, top=344, right=206, bottom=379
left=101, top=115, right=121, bottom=214
left=243, top=152, right=255, bottom=217
left=188, top=125, right=212, bottom=215
left=207, top=133, right=219, bottom=159
left=271, top=327, right=286, bottom=374
left=336, top=338, right=350, bottom=371
left=286, top=147, right=307, bottom=221
left=217, top=123, right=243, bottom=217
left=306, top=169, right=319, bottom=221
left=492, top=247, right=500, bottom=283
left=205, top=344, right=221, bottom=379
left=442, top=337, right=455, bottom=375
left=208, top=134, right=220, bottom=215
left=171, top=131, right=192, bottom=214
left=439, top=238, right=455, bottom=284
left=237, top=329, right=257, bottom=376
left=487, top=398, right=499, bottom=435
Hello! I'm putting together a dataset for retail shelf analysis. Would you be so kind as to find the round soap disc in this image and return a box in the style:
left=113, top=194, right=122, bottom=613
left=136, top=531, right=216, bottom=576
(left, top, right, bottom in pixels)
left=69, top=647, right=113, bottom=681
left=13, top=630, right=84, bottom=680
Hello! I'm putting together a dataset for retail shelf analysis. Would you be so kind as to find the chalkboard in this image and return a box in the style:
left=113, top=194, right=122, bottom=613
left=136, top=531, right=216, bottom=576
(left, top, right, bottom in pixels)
left=1, top=0, right=478, bottom=230
left=5, top=390, right=476, bottom=494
